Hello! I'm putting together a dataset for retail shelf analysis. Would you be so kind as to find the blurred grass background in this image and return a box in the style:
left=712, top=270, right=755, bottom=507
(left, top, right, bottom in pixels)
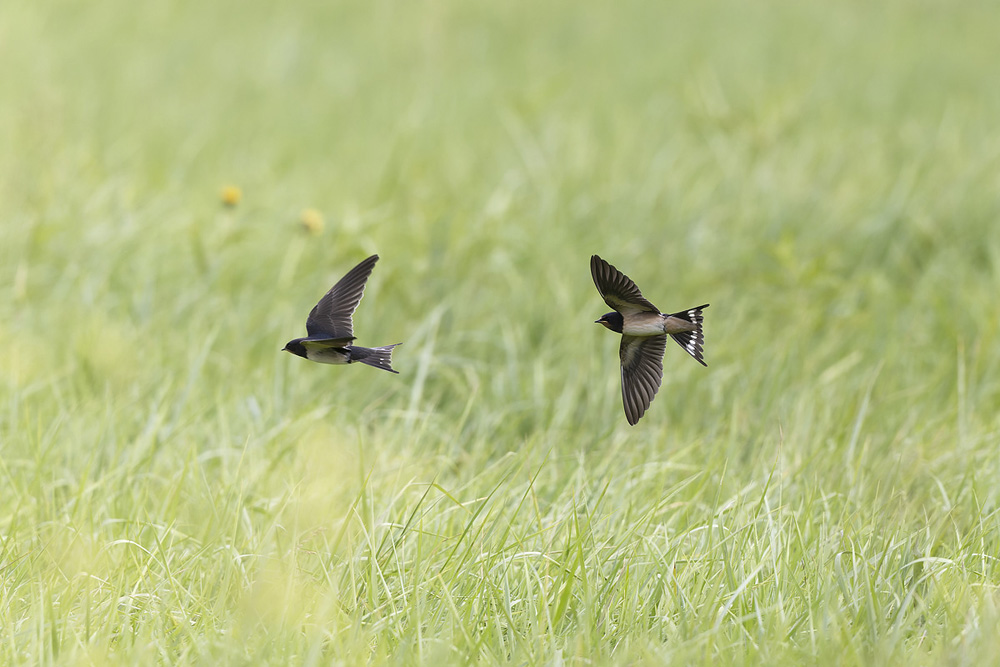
left=2, top=0, right=1000, bottom=663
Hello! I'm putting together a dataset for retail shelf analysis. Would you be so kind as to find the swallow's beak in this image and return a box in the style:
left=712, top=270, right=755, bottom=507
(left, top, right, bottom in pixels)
left=594, top=319, right=602, bottom=324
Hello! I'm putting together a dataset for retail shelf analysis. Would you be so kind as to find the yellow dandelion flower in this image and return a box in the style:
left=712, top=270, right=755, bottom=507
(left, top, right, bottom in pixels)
left=300, top=208, right=325, bottom=235
left=220, top=185, right=242, bottom=207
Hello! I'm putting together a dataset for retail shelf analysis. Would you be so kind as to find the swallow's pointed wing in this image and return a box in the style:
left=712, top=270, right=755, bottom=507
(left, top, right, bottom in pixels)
left=306, top=254, right=379, bottom=339
left=591, top=255, right=660, bottom=315
left=619, top=334, right=667, bottom=425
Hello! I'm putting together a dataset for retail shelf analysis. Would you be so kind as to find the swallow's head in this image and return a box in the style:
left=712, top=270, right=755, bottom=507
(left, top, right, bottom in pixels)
left=595, top=311, right=624, bottom=333
left=282, top=339, right=307, bottom=358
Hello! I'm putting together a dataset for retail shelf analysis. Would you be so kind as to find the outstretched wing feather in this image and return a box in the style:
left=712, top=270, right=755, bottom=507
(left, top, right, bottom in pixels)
left=591, top=255, right=660, bottom=315
left=619, top=334, right=667, bottom=425
left=306, top=254, right=380, bottom=339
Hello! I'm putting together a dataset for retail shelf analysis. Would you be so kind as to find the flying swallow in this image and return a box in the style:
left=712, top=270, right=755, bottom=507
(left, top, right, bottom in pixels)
left=283, top=254, right=400, bottom=373
left=591, top=254, right=707, bottom=425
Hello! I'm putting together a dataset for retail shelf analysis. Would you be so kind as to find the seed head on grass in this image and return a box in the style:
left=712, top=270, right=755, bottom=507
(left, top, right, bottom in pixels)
left=220, top=185, right=242, bottom=207
left=299, top=208, right=325, bottom=235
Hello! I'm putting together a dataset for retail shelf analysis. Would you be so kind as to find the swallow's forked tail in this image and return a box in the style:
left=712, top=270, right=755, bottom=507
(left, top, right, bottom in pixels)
left=349, top=343, right=401, bottom=374
left=668, top=304, right=708, bottom=367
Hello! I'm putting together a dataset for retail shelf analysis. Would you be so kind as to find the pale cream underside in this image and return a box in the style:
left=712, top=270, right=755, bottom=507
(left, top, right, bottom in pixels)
left=621, top=317, right=666, bottom=336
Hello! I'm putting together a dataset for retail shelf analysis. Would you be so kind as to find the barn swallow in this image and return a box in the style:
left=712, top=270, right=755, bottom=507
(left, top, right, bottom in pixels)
left=283, top=254, right=400, bottom=373
left=591, top=254, right=707, bottom=425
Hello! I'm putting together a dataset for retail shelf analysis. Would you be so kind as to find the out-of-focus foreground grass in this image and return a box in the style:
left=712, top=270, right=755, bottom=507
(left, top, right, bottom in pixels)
left=2, top=0, right=1000, bottom=663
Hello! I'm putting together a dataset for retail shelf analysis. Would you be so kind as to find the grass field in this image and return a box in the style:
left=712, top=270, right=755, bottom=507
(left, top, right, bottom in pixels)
left=3, top=0, right=1000, bottom=664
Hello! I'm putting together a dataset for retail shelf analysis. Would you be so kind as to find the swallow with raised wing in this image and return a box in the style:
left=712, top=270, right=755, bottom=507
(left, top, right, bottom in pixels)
left=591, top=254, right=707, bottom=425
left=283, top=254, right=400, bottom=373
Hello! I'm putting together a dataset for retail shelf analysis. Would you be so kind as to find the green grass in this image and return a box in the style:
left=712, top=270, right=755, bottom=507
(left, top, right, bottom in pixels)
left=3, top=0, right=1000, bottom=663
